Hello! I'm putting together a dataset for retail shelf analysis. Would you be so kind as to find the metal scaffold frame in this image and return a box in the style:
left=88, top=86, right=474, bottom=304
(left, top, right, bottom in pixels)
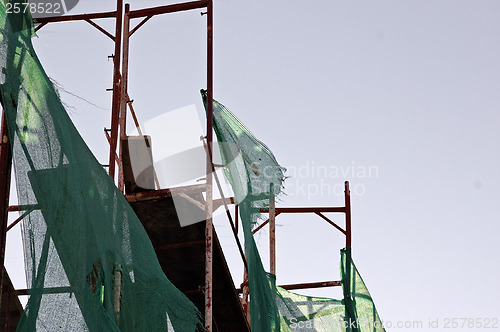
left=234, top=181, right=353, bottom=323
left=0, top=1, right=218, bottom=329
left=0, top=2, right=356, bottom=331
left=118, top=2, right=215, bottom=329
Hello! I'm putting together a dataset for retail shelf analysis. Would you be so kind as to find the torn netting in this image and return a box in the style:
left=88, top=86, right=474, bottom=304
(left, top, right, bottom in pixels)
left=202, top=91, right=386, bottom=332
left=341, top=248, right=385, bottom=332
left=0, top=2, right=202, bottom=331
left=202, top=90, right=285, bottom=332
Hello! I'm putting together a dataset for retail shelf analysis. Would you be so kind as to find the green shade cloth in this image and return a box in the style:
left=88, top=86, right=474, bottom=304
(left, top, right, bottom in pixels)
left=341, top=248, right=385, bottom=332
left=202, top=91, right=385, bottom=332
left=202, top=90, right=285, bottom=332
left=277, top=286, right=345, bottom=331
left=277, top=250, right=386, bottom=331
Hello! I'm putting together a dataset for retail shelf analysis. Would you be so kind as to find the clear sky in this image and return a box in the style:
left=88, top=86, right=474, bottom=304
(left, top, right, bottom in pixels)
left=5, top=1, right=500, bottom=331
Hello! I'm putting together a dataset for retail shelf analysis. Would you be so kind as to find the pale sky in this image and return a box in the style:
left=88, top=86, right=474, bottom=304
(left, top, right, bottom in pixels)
left=5, top=1, right=500, bottom=331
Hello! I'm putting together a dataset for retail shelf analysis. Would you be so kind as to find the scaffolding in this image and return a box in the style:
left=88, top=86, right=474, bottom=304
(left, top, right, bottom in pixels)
left=0, top=2, right=360, bottom=331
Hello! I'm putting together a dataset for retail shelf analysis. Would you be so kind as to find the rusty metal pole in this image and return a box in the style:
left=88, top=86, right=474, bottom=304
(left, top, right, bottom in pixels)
left=204, top=0, right=214, bottom=330
left=0, top=110, right=12, bottom=315
left=108, top=0, right=123, bottom=181
left=118, top=4, right=131, bottom=193
left=204, top=0, right=214, bottom=329
left=269, top=183, right=276, bottom=275
left=344, top=180, right=355, bottom=328
left=345, top=181, right=351, bottom=247
left=345, top=180, right=351, bottom=276
left=113, top=265, right=122, bottom=325
left=4, top=281, right=11, bottom=332
left=234, top=203, right=238, bottom=234
left=242, top=251, right=250, bottom=324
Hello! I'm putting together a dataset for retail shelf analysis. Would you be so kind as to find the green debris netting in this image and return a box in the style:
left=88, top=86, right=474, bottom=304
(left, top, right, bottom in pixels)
left=0, top=2, right=202, bottom=331
left=202, top=90, right=285, bottom=332
left=277, top=250, right=386, bottom=331
left=277, top=286, right=345, bottom=331
left=202, top=92, right=386, bottom=332
left=341, top=248, right=385, bottom=332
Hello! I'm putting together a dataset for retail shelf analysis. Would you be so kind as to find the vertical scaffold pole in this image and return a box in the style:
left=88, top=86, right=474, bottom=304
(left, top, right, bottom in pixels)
left=0, top=110, right=12, bottom=315
left=345, top=180, right=351, bottom=251
left=205, top=0, right=214, bottom=330
left=345, top=180, right=352, bottom=291
left=108, top=0, right=123, bottom=181
left=242, top=251, right=250, bottom=324
left=234, top=203, right=239, bottom=234
left=269, top=183, right=276, bottom=275
left=344, top=181, right=357, bottom=330
left=118, top=4, right=131, bottom=193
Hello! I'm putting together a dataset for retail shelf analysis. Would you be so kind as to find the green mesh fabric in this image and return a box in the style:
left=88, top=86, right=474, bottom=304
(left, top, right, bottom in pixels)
left=277, top=286, right=345, bottom=331
left=276, top=250, right=386, bottom=332
left=0, top=2, right=202, bottom=330
left=341, top=248, right=385, bottom=332
left=202, top=91, right=385, bottom=332
left=201, top=90, right=285, bottom=332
